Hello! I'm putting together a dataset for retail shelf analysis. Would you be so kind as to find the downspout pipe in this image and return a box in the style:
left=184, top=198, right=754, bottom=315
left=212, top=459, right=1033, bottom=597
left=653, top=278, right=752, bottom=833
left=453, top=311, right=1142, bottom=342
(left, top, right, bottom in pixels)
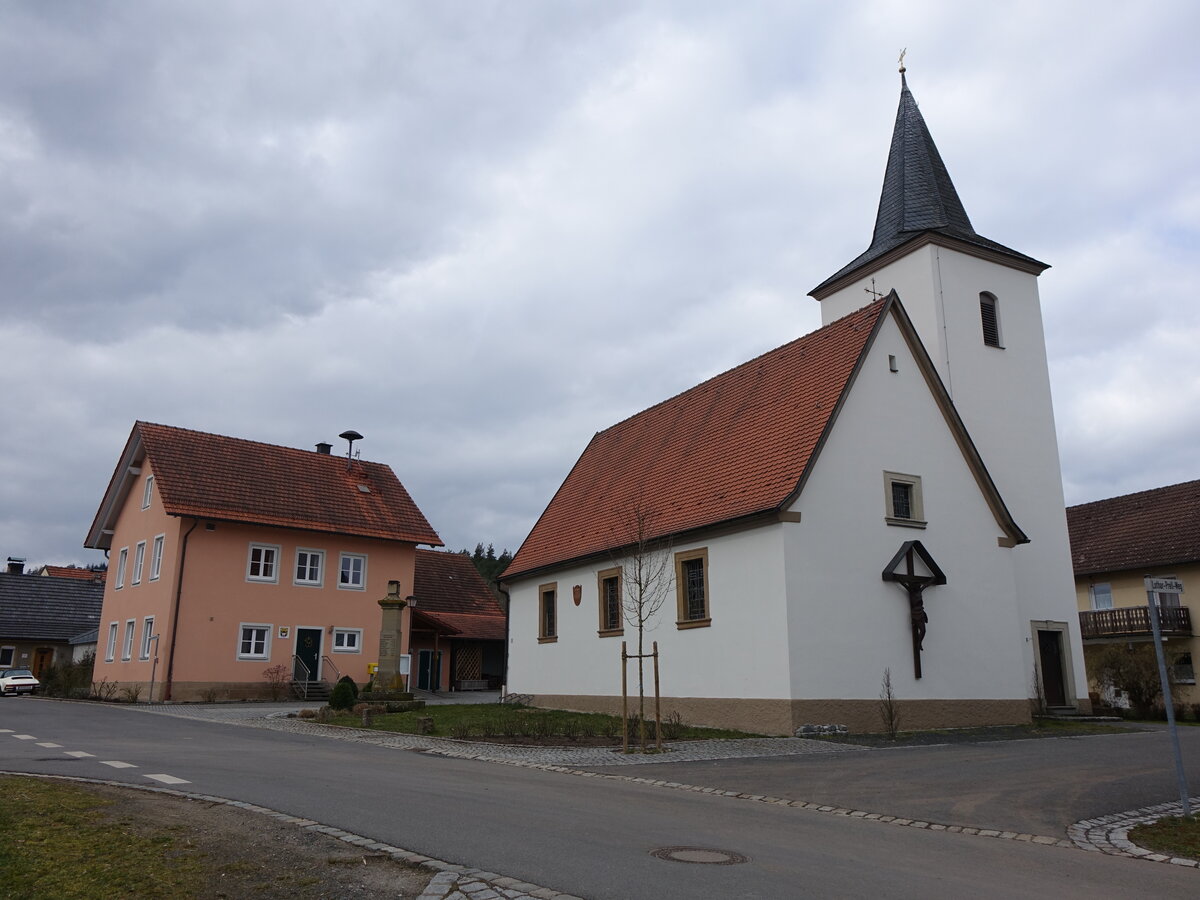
left=163, top=517, right=200, bottom=701
left=495, top=581, right=511, bottom=697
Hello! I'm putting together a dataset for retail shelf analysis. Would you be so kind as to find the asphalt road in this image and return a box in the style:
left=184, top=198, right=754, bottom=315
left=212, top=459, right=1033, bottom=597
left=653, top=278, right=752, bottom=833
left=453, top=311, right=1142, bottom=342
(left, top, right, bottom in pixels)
left=593, top=725, right=1200, bottom=837
left=1, top=699, right=1196, bottom=899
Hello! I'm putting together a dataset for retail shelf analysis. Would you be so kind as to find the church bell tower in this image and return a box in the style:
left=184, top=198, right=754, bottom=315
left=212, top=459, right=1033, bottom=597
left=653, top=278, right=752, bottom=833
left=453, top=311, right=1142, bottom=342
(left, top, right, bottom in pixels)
left=811, top=65, right=1088, bottom=711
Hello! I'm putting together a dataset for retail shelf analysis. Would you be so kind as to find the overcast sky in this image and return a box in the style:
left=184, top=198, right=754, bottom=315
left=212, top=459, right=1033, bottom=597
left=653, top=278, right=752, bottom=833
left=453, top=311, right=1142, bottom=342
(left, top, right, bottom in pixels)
left=2, top=1, right=1197, bottom=570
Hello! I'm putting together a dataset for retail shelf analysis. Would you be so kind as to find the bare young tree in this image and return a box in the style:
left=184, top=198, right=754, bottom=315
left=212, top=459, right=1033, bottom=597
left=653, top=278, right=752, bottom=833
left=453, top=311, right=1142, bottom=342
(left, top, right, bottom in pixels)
left=612, top=501, right=673, bottom=751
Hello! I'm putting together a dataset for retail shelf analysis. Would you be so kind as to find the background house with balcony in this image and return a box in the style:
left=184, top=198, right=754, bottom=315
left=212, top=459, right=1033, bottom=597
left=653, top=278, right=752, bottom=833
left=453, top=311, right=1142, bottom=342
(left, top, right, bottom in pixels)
left=1068, top=479, right=1198, bottom=706
left=85, top=422, right=442, bottom=701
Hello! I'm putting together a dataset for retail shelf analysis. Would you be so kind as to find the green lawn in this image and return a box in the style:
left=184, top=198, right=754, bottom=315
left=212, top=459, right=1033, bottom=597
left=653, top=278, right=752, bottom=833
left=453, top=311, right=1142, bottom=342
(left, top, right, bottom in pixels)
left=1129, top=816, right=1200, bottom=861
left=0, top=777, right=205, bottom=900
left=323, top=702, right=764, bottom=742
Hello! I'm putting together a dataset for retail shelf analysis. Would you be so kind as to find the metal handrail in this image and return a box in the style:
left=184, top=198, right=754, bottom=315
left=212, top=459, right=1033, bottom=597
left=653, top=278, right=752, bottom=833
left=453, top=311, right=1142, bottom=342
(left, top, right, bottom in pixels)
left=291, top=655, right=311, bottom=700
left=321, top=655, right=341, bottom=685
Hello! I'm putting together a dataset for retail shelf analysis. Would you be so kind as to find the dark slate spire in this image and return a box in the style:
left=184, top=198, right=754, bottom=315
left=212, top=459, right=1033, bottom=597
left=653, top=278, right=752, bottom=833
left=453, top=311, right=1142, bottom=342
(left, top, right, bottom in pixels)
left=811, top=72, right=1045, bottom=297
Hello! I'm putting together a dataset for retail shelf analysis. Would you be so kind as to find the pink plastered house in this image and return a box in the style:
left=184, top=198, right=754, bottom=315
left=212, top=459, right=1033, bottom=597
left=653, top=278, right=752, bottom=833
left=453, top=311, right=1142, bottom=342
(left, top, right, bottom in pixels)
left=85, top=422, right=442, bottom=701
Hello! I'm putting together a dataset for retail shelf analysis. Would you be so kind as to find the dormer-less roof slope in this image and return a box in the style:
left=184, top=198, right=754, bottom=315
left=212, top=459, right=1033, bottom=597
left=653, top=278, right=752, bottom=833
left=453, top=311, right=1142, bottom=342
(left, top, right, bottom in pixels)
left=39, top=565, right=106, bottom=582
left=412, top=549, right=506, bottom=640
left=85, top=423, right=442, bottom=549
left=1067, top=479, right=1200, bottom=576
left=0, top=574, right=103, bottom=642
left=811, top=73, right=1046, bottom=298
left=505, top=301, right=884, bottom=580
left=504, top=295, right=1026, bottom=582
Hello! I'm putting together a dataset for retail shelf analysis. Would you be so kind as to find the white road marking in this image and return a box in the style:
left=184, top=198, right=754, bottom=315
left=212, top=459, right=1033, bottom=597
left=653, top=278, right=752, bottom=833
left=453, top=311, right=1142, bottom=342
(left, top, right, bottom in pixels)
left=64, top=750, right=95, bottom=758
left=13, top=734, right=36, bottom=740
left=143, top=774, right=190, bottom=785
left=100, top=761, right=138, bottom=769
left=36, top=742, right=62, bottom=748
left=0, top=729, right=13, bottom=733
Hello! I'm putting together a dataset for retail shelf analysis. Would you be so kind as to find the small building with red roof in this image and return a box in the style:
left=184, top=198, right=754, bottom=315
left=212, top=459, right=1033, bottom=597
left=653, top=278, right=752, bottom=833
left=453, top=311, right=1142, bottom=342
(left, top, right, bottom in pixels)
left=85, top=423, right=441, bottom=701
left=408, top=549, right=507, bottom=692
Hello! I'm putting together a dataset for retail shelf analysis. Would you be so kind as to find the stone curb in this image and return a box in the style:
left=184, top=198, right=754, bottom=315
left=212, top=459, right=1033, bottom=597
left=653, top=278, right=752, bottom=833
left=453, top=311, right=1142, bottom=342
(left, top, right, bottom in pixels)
left=466, top=757, right=1081, bottom=851
left=129, top=705, right=1196, bottom=867
left=1068, top=797, right=1200, bottom=868
left=0, top=771, right=576, bottom=900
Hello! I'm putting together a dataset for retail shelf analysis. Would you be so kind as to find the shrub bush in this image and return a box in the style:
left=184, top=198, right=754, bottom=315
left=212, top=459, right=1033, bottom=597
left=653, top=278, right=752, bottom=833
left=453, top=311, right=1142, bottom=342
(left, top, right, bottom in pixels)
left=329, top=680, right=356, bottom=710
left=336, top=674, right=359, bottom=702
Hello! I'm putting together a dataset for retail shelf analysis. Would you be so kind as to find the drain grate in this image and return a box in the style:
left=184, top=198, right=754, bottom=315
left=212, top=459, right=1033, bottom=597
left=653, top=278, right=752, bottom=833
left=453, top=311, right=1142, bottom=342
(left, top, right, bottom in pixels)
left=650, top=847, right=748, bottom=865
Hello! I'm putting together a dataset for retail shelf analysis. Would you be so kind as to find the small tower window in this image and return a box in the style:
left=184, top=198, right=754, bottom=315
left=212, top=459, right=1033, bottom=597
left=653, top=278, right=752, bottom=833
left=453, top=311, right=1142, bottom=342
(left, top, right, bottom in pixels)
left=980, top=292, right=1003, bottom=348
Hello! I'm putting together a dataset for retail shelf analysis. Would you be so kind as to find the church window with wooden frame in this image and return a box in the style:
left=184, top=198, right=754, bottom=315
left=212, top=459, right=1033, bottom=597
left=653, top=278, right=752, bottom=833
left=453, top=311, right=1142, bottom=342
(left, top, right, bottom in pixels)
left=597, top=567, right=623, bottom=636
left=675, top=548, right=711, bottom=629
left=884, top=472, right=926, bottom=528
left=538, top=583, right=557, bottom=642
left=980, top=292, right=1003, bottom=348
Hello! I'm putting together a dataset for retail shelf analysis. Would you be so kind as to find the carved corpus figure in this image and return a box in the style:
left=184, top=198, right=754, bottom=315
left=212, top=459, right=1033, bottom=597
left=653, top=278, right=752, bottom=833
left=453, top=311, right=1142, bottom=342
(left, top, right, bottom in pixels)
left=881, top=541, right=946, bottom=679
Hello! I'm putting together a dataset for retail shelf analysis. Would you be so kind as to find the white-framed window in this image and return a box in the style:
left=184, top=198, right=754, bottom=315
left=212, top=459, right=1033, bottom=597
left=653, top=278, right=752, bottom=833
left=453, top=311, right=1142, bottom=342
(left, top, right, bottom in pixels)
left=884, top=471, right=926, bottom=528
left=294, top=549, right=324, bottom=586
left=338, top=553, right=366, bottom=590
left=139, top=617, right=155, bottom=660
left=238, top=624, right=271, bottom=660
left=1089, top=583, right=1113, bottom=610
left=115, top=548, right=128, bottom=589
left=247, top=543, right=280, bottom=583
left=0, top=646, right=14, bottom=667
left=980, top=292, right=1003, bottom=348
left=105, top=623, right=118, bottom=662
left=142, top=474, right=155, bottom=510
left=132, top=541, right=146, bottom=585
left=150, top=534, right=164, bottom=581
left=121, top=619, right=136, bottom=660
left=332, top=628, right=362, bottom=653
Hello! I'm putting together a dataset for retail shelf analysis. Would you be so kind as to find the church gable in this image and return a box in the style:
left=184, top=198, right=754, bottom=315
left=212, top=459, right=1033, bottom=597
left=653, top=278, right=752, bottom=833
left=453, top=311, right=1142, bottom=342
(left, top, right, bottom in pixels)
left=503, top=299, right=889, bottom=581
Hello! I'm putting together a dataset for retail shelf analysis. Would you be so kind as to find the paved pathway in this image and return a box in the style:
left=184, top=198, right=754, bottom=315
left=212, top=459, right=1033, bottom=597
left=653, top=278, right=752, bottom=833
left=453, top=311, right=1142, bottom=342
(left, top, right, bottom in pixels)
left=135, top=701, right=864, bottom=766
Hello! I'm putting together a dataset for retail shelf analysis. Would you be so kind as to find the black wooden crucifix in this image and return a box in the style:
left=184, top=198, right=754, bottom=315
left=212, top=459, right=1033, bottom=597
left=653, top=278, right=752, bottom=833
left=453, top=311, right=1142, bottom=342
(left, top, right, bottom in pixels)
left=881, top=540, right=946, bottom=679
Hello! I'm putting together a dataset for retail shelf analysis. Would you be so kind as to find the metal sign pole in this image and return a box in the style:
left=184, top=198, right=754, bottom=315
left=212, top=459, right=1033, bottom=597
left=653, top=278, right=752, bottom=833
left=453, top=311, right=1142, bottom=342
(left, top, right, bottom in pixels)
left=1145, top=577, right=1191, bottom=816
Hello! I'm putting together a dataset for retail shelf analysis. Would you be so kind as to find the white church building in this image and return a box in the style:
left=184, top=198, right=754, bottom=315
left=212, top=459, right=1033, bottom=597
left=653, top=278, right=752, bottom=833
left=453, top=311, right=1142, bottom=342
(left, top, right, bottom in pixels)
left=500, top=71, right=1088, bottom=735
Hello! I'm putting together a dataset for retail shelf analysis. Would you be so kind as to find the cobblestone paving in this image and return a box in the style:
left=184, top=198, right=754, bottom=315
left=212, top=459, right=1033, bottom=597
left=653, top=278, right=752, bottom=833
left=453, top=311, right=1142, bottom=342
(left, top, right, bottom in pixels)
left=1069, top=797, right=1200, bottom=868
left=134, top=702, right=864, bottom=766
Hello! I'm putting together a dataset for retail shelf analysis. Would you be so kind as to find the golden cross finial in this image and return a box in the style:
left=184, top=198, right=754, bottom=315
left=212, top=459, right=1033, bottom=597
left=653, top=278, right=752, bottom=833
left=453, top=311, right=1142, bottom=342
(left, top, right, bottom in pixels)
left=898, top=48, right=907, bottom=74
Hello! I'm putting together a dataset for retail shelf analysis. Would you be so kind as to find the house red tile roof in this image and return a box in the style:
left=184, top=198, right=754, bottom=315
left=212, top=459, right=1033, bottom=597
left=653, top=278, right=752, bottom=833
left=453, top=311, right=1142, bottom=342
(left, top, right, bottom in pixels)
left=87, top=423, right=441, bottom=547
left=412, top=550, right=506, bottom=640
left=39, top=565, right=106, bottom=583
left=504, top=299, right=888, bottom=580
left=1067, top=479, right=1200, bottom=575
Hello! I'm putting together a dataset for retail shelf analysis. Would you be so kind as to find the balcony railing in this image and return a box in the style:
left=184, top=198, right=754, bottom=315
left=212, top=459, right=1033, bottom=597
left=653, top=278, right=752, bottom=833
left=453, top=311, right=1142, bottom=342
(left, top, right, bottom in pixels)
left=1079, top=605, right=1192, bottom=640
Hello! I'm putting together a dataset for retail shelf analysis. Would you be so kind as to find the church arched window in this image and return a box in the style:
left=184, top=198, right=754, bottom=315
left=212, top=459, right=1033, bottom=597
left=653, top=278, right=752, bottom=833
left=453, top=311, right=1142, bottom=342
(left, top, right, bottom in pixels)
left=980, top=292, right=1003, bottom=348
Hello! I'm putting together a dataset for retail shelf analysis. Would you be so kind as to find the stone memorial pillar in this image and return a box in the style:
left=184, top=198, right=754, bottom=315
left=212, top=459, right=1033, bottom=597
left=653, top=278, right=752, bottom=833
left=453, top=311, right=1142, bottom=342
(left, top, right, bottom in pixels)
left=375, top=579, right=408, bottom=693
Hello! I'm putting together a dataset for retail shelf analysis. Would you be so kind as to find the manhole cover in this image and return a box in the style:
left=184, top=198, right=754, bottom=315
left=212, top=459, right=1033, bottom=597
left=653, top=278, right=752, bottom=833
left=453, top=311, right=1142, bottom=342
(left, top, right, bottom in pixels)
left=650, top=847, right=748, bottom=865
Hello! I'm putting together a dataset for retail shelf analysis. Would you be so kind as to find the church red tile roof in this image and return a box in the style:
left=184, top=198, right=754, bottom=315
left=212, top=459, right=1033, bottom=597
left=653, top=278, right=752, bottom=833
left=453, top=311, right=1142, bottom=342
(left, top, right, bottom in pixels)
left=504, top=299, right=888, bottom=580
left=412, top=550, right=506, bottom=640
left=1067, top=479, right=1200, bottom=575
left=86, top=423, right=441, bottom=548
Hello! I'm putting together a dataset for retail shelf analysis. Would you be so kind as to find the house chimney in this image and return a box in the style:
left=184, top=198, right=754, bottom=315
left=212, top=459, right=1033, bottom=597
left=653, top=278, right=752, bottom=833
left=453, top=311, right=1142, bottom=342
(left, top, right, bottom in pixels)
left=315, top=442, right=332, bottom=455
left=6, top=557, right=26, bottom=575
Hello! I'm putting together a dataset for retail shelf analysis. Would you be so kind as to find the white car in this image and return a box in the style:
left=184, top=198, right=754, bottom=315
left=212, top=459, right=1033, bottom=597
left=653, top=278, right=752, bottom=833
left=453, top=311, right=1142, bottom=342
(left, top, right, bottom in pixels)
left=0, top=668, right=39, bottom=696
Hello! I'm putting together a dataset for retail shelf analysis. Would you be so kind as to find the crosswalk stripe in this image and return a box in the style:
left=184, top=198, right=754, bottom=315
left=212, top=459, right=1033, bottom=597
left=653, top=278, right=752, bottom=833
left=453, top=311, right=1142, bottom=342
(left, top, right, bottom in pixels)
left=64, top=750, right=95, bottom=758
left=101, top=761, right=138, bottom=769
left=143, top=774, right=190, bottom=785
